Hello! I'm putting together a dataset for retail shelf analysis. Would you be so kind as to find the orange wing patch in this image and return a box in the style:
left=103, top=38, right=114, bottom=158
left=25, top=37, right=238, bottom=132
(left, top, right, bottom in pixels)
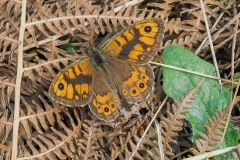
left=123, top=29, right=134, bottom=41
left=91, top=92, right=119, bottom=116
left=122, top=66, right=149, bottom=97
left=136, top=21, right=159, bottom=38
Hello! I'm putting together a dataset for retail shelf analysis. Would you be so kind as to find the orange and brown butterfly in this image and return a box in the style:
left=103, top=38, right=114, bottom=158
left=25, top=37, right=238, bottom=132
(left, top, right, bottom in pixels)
left=49, top=18, right=165, bottom=122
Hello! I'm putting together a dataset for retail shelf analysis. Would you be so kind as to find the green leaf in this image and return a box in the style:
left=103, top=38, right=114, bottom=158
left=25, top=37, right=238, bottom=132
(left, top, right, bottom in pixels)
left=233, top=72, right=240, bottom=79
left=60, top=43, right=79, bottom=54
left=162, top=45, right=239, bottom=158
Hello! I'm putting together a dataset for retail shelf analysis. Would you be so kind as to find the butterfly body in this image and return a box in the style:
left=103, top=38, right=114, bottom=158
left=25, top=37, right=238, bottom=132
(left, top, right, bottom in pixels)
left=49, top=19, right=165, bottom=121
left=88, top=46, right=104, bottom=65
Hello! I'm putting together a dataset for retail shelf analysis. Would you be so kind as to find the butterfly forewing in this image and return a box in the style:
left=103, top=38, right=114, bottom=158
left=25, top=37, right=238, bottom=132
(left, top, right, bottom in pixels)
left=101, top=19, right=164, bottom=64
left=49, top=58, right=93, bottom=106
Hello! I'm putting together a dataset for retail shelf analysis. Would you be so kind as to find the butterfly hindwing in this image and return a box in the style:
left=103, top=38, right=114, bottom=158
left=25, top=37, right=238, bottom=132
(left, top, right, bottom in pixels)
left=89, top=69, right=121, bottom=121
left=106, top=59, right=154, bottom=103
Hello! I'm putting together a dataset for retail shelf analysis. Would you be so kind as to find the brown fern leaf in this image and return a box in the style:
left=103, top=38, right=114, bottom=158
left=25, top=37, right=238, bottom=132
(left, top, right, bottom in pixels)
left=1, top=0, right=165, bottom=62
left=19, top=93, right=65, bottom=139
left=76, top=120, right=106, bottom=160
left=166, top=18, right=200, bottom=35
left=180, top=0, right=226, bottom=18
left=0, top=109, right=13, bottom=159
left=25, top=2, right=105, bottom=45
left=148, top=0, right=235, bottom=53
left=18, top=108, right=82, bottom=159
left=0, top=76, right=15, bottom=108
left=160, top=79, right=205, bottom=156
left=0, top=64, right=16, bottom=160
left=162, top=18, right=209, bottom=50
left=0, top=63, right=16, bottom=91
left=108, top=118, right=140, bottom=159
left=164, top=31, right=205, bottom=49
left=0, top=65, right=16, bottom=160
left=24, top=1, right=165, bottom=50
left=192, top=108, right=230, bottom=154
left=147, top=0, right=178, bottom=18
left=120, top=117, right=161, bottom=160
left=108, top=101, right=165, bottom=160
left=0, top=0, right=21, bottom=61
left=26, top=1, right=98, bottom=37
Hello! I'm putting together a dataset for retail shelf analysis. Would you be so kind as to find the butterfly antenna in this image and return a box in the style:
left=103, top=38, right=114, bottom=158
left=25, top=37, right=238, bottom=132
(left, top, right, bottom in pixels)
left=88, top=14, right=101, bottom=45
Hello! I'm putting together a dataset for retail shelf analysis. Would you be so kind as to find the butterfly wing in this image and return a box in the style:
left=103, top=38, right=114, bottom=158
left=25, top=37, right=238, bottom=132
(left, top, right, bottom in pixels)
left=101, top=18, right=164, bottom=64
left=106, top=59, right=154, bottom=103
left=88, top=68, right=121, bottom=122
left=49, top=58, right=93, bottom=106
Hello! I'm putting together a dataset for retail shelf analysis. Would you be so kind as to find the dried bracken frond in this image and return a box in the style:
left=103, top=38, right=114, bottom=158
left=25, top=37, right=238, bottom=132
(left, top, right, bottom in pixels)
left=0, top=109, right=13, bottom=158
left=165, top=18, right=200, bottom=35
left=191, top=107, right=230, bottom=155
left=164, top=31, right=205, bottom=49
left=24, top=1, right=164, bottom=50
left=0, top=60, right=16, bottom=112
left=19, top=94, right=64, bottom=139
left=0, top=62, right=16, bottom=160
left=110, top=113, right=162, bottom=160
left=0, top=77, right=15, bottom=108
left=147, top=0, right=179, bottom=18
left=180, top=0, right=226, bottom=21
left=149, top=0, right=238, bottom=53
left=0, top=0, right=22, bottom=62
left=76, top=120, right=106, bottom=160
left=18, top=108, right=82, bottom=159
left=160, top=79, right=205, bottom=156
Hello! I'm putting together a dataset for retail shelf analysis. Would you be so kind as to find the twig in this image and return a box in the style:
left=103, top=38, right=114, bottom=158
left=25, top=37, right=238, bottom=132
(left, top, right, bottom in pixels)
left=222, top=15, right=239, bottom=142
left=195, top=12, right=224, bottom=55
left=155, top=120, right=165, bottom=160
left=129, top=96, right=168, bottom=159
left=11, top=0, right=27, bottom=159
left=185, top=145, right=240, bottom=160
left=199, top=0, right=221, bottom=85
left=150, top=62, right=239, bottom=85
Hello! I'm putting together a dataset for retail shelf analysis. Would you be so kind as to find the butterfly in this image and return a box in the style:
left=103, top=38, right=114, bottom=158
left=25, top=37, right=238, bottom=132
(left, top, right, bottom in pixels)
left=49, top=19, right=165, bottom=122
